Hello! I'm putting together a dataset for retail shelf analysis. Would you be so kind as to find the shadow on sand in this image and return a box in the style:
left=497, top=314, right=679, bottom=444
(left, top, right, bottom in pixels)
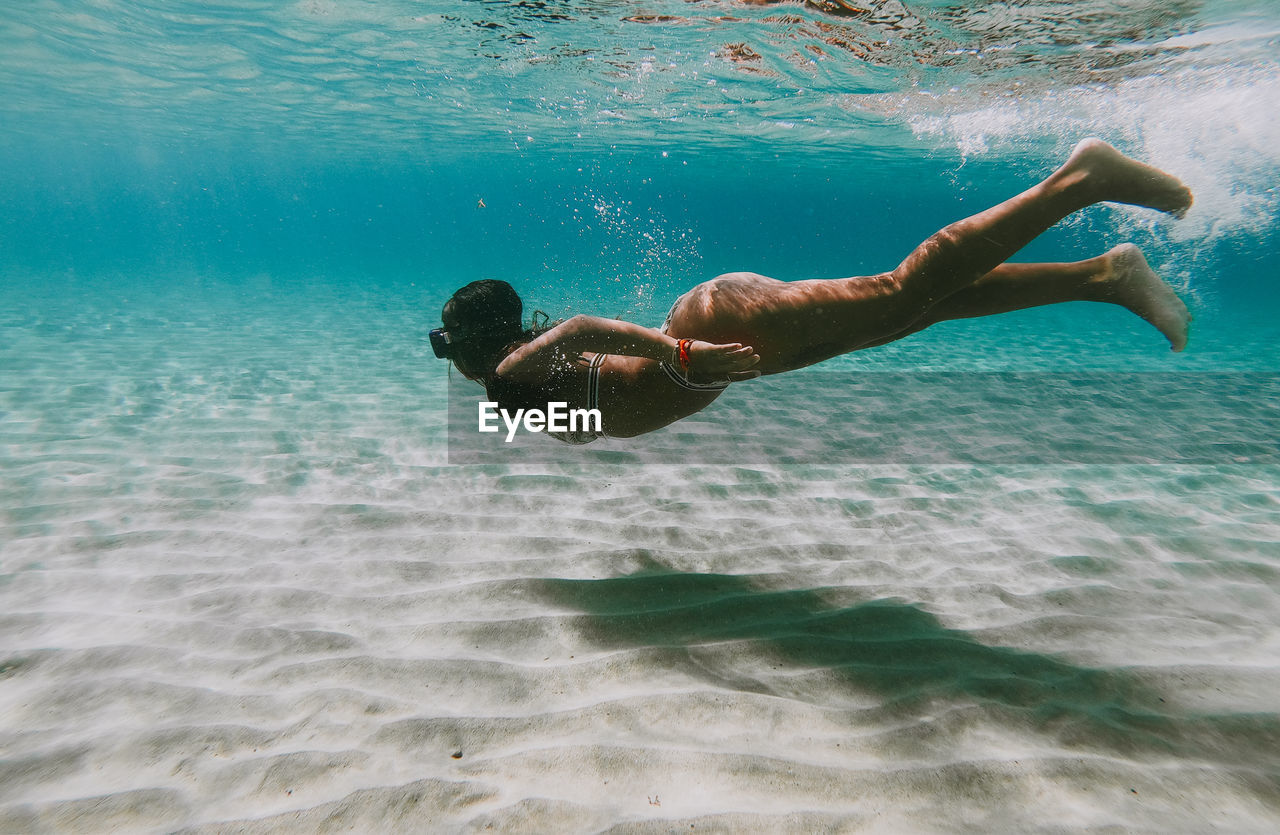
left=534, top=565, right=1280, bottom=784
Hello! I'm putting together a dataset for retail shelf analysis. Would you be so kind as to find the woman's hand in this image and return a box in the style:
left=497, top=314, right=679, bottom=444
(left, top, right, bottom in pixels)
left=688, top=340, right=761, bottom=382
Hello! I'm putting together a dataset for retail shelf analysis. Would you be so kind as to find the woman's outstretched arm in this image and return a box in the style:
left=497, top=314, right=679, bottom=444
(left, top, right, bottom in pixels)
left=496, top=315, right=760, bottom=381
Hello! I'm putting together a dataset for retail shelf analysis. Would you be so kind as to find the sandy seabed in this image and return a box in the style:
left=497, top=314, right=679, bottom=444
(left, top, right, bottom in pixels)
left=3, top=287, right=1279, bottom=833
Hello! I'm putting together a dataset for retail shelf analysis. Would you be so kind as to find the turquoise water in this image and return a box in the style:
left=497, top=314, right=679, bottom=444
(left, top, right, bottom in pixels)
left=3, top=1, right=1280, bottom=831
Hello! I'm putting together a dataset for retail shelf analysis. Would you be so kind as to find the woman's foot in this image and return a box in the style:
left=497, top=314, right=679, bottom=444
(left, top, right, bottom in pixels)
left=1101, top=243, right=1191, bottom=351
left=1061, top=138, right=1194, bottom=217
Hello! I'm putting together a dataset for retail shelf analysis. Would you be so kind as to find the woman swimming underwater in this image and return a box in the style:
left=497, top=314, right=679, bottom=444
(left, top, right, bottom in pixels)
left=431, top=139, right=1193, bottom=442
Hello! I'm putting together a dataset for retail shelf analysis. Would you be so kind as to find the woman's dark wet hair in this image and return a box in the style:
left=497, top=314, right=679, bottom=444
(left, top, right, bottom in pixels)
left=441, top=279, right=525, bottom=378
left=439, top=279, right=558, bottom=409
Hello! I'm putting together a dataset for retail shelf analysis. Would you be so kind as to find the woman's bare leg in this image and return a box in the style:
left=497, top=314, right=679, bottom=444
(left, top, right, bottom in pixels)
left=887, top=139, right=1192, bottom=316
left=859, top=244, right=1191, bottom=351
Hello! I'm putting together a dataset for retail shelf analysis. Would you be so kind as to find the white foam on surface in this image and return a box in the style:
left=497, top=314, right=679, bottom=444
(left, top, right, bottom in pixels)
left=901, top=60, right=1280, bottom=249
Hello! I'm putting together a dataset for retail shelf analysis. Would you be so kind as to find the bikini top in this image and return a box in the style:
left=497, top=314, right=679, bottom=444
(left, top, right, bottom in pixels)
left=550, top=351, right=730, bottom=445
left=549, top=352, right=608, bottom=445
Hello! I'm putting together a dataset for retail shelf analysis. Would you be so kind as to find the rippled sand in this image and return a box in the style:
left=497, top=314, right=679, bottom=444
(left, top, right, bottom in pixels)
left=3, top=285, right=1279, bottom=832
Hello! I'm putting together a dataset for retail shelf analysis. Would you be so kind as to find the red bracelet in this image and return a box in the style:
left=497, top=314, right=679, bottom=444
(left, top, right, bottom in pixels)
left=677, top=339, right=692, bottom=370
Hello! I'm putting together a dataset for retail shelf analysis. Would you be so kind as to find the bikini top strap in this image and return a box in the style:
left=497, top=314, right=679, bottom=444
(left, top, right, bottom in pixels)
left=586, top=352, right=607, bottom=411
left=658, top=359, right=730, bottom=392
